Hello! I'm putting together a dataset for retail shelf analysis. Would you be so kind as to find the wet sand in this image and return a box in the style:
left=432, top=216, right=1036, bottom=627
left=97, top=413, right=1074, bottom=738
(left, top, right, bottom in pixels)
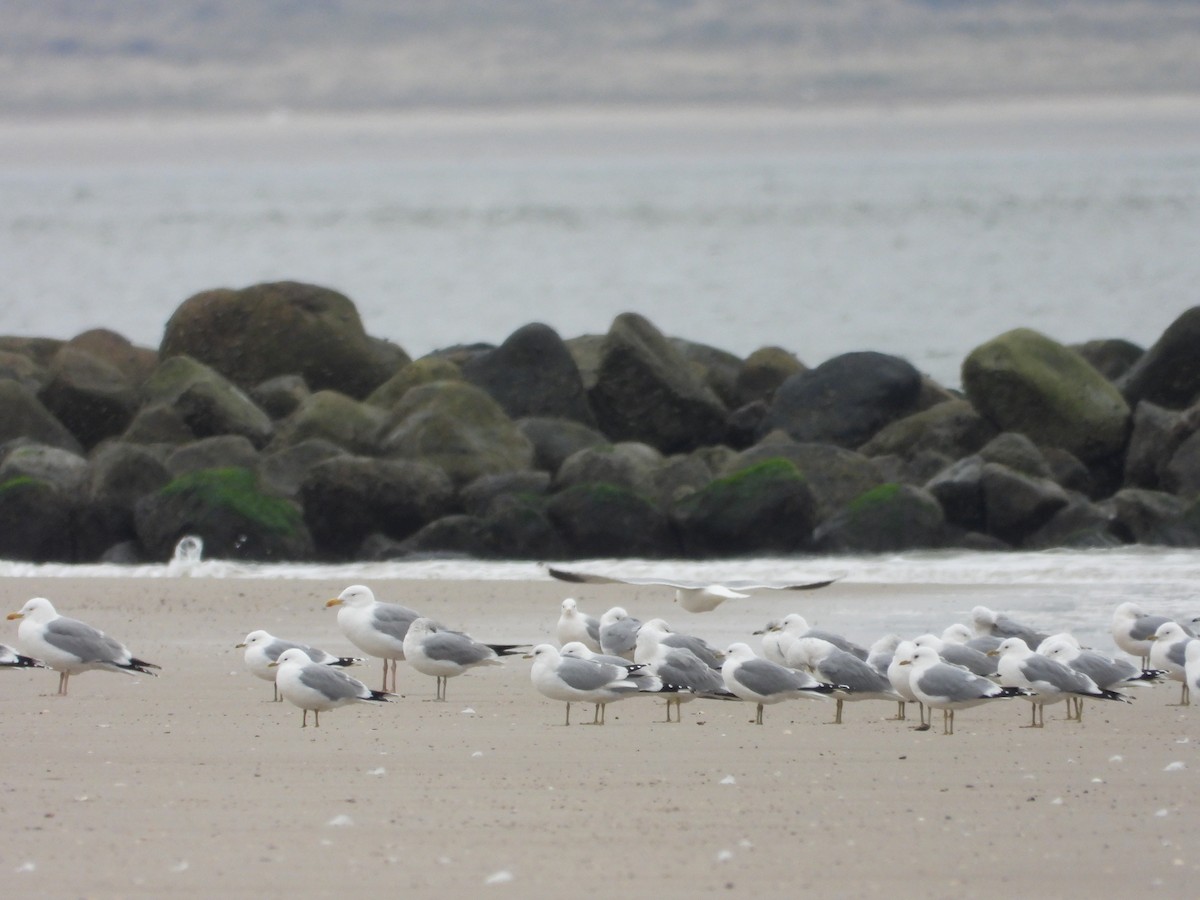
left=1, top=576, right=1196, bottom=897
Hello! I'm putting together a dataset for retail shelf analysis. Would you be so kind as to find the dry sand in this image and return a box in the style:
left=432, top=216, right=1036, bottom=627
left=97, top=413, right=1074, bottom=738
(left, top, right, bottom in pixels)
left=1, top=575, right=1196, bottom=898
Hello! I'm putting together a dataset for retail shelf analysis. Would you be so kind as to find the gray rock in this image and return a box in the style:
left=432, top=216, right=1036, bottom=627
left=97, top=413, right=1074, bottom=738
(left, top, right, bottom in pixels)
left=142, top=356, right=273, bottom=448
left=251, top=374, right=310, bottom=420
left=734, top=346, right=805, bottom=407
left=460, top=470, right=552, bottom=518
left=1107, top=488, right=1200, bottom=546
left=121, top=404, right=196, bottom=445
left=0, top=381, right=82, bottom=453
left=366, top=357, right=463, bottom=411
left=516, top=416, right=607, bottom=473
left=554, top=442, right=663, bottom=495
left=926, top=455, right=986, bottom=531
left=670, top=337, right=743, bottom=409
left=978, top=432, right=1052, bottom=479
left=0, top=350, right=48, bottom=392
left=812, top=483, right=946, bottom=553
left=1072, top=338, right=1143, bottom=382
left=1119, top=306, right=1200, bottom=409
left=859, top=398, right=996, bottom=462
left=165, top=435, right=261, bottom=477
left=259, top=439, right=347, bottom=499
left=962, top=328, right=1130, bottom=462
left=650, top=452, right=716, bottom=509
left=979, top=461, right=1070, bottom=544
left=269, top=390, right=387, bottom=455
left=1023, top=496, right=1122, bottom=550
left=1123, top=401, right=1196, bottom=491
left=547, top=482, right=678, bottom=559
left=1163, top=430, right=1200, bottom=500
left=0, top=443, right=89, bottom=495
left=78, top=441, right=172, bottom=559
left=758, top=351, right=923, bottom=449
left=0, top=477, right=75, bottom=562
left=588, top=313, right=728, bottom=453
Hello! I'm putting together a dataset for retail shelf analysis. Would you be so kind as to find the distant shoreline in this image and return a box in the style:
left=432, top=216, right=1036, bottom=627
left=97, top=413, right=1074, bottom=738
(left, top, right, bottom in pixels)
left=4, top=93, right=1200, bottom=168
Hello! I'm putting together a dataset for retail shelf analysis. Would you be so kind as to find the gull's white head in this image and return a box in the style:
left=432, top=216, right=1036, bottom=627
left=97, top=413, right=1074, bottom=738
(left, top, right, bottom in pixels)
left=904, top=645, right=940, bottom=668
left=1153, top=622, right=1190, bottom=643
left=236, top=629, right=271, bottom=649
left=531, top=644, right=560, bottom=664
left=7, top=597, right=56, bottom=622
left=891, top=640, right=917, bottom=666
left=941, top=623, right=973, bottom=644
left=599, top=607, right=628, bottom=626
left=972, top=606, right=998, bottom=630
left=328, top=585, right=375, bottom=609
left=913, top=633, right=944, bottom=651
left=993, top=637, right=1031, bottom=658
left=780, top=613, right=810, bottom=634
left=724, top=642, right=757, bottom=662
left=270, top=647, right=309, bottom=669
left=559, top=642, right=592, bottom=659
left=560, top=598, right=579, bottom=614
left=1111, top=601, right=1145, bottom=623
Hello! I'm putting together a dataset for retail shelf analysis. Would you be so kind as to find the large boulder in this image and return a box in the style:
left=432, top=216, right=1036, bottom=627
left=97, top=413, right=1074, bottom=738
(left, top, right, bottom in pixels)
left=380, top=381, right=534, bottom=485
left=516, top=417, right=608, bottom=473
left=0, top=381, right=82, bottom=453
left=165, top=435, right=260, bottom=477
left=859, top=399, right=997, bottom=462
left=758, top=352, right=923, bottom=449
left=1123, top=401, right=1189, bottom=490
left=670, top=337, right=743, bottom=409
left=160, top=281, right=405, bottom=399
left=734, top=346, right=805, bottom=407
left=134, top=466, right=314, bottom=561
left=812, top=483, right=946, bottom=553
left=66, top=329, right=157, bottom=386
left=1106, top=488, right=1200, bottom=547
left=587, top=313, right=728, bottom=453
left=0, top=443, right=89, bottom=495
left=38, top=346, right=140, bottom=449
left=365, top=357, right=462, bottom=411
left=0, top=476, right=76, bottom=562
left=79, top=442, right=172, bottom=557
left=141, top=356, right=274, bottom=447
left=962, top=328, right=1130, bottom=463
left=1119, top=307, right=1200, bottom=408
left=268, top=390, right=387, bottom=455
left=299, top=456, right=455, bottom=558
left=554, top=442, right=663, bottom=496
left=926, top=456, right=987, bottom=531
left=979, top=461, right=1070, bottom=544
left=547, top=483, right=678, bottom=558
left=461, top=323, right=596, bottom=426
left=673, top=458, right=818, bottom=556
left=258, top=439, right=347, bottom=499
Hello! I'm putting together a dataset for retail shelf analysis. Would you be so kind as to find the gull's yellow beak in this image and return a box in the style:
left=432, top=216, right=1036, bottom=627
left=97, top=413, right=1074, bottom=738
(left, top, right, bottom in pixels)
left=325, top=598, right=343, bottom=608
left=235, top=642, right=247, bottom=649
left=897, top=659, right=911, bottom=667
left=6, top=612, right=23, bottom=620
left=267, top=660, right=278, bottom=669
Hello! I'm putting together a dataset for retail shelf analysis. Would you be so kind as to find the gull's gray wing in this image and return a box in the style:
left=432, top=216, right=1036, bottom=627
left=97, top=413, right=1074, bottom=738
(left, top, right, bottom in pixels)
left=658, top=649, right=725, bottom=693
left=1020, top=655, right=1095, bottom=693
left=806, top=629, right=868, bottom=660
left=816, top=650, right=893, bottom=693
left=1166, top=638, right=1192, bottom=668
left=583, top=616, right=601, bottom=644
left=600, top=617, right=642, bottom=656
left=298, top=664, right=366, bottom=701
left=1129, top=614, right=1172, bottom=642
left=723, top=579, right=839, bottom=592
left=557, top=657, right=629, bottom=692
left=1068, top=651, right=1136, bottom=688
left=661, top=633, right=723, bottom=669
left=939, top=643, right=997, bottom=677
left=369, top=604, right=421, bottom=642
left=422, top=632, right=493, bottom=666
left=916, top=663, right=994, bottom=702
left=733, top=658, right=807, bottom=697
left=991, top=615, right=1049, bottom=647
left=43, top=617, right=127, bottom=663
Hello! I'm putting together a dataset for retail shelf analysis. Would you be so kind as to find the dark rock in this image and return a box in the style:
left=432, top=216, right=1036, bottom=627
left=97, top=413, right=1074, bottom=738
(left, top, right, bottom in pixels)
left=926, top=456, right=986, bottom=531
left=160, top=280, right=404, bottom=398
left=399, top=514, right=494, bottom=558
left=134, top=466, right=313, bottom=561
left=673, top=458, right=818, bottom=556
left=251, top=375, right=310, bottom=420
left=258, top=439, right=347, bottom=499
left=1163, top=430, right=1200, bottom=500
left=516, top=417, right=607, bottom=474
left=79, top=441, right=172, bottom=557
left=142, top=356, right=273, bottom=447
left=300, top=456, right=455, bottom=558
left=812, top=483, right=946, bottom=553
left=461, top=323, right=596, bottom=426
left=460, top=471, right=552, bottom=518
left=650, top=453, right=717, bottom=509
left=1023, top=496, right=1122, bottom=549
left=978, top=432, right=1052, bottom=479
left=979, top=461, right=1070, bottom=544
left=38, top=346, right=139, bottom=450
left=962, top=328, right=1130, bottom=463
left=482, top=493, right=570, bottom=559
left=1107, top=488, right=1200, bottom=546
left=366, top=357, right=462, bottom=411
left=735, top=346, right=805, bottom=407
left=670, top=337, right=743, bottom=409
left=726, top=400, right=769, bottom=450
left=554, top=442, right=663, bottom=495
left=66, top=329, right=157, bottom=385
left=381, top=381, right=534, bottom=485
left=758, top=351, right=923, bottom=449
left=0, top=350, right=48, bottom=392
left=859, top=398, right=996, bottom=462
left=121, top=404, right=196, bottom=445
left=588, top=313, right=728, bottom=453
left=1041, top=446, right=1094, bottom=496
left=0, top=337, right=63, bottom=370
left=0, top=477, right=76, bottom=562
left=269, top=390, right=387, bottom=455
left=0, top=381, right=82, bottom=453
left=1123, top=401, right=1186, bottom=490
left=1073, top=338, right=1143, bottom=382
left=1119, top=307, right=1200, bottom=408
left=166, top=435, right=260, bottom=477
left=0, top=443, right=89, bottom=495
left=547, top=482, right=678, bottom=558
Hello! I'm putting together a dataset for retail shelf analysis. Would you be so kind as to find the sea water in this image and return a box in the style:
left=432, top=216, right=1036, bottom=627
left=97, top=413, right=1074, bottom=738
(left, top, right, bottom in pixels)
left=3, top=105, right=1200, bottom=388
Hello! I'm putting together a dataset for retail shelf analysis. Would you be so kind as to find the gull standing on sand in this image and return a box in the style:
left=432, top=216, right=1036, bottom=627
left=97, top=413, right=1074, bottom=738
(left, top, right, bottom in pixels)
left=913, top=633, right=998, bottom=677
left=325, top=585, right=420, bottom=692
left=721, top=642, right=840, bottom=725
left=633, top=618, right=724, bottom=669
left=269, top=648, right=393, bottom=727
left=530, top=643, right=666, bottom=725
left=556, top=598, right=602, bottom=652
left=236, top=630, right=363, bottom=701
left=993, top=637, right=1130, bottom=726
left=1, top=643, right=46, bottom=670
left=900, top=645, right=1029, bottom=735
left=644, top=645, right=736, bottom=722
left=755, top=613, right=869, bottom=661
left=1111, top=601, right=1176, bottom=666
left=545, top=567, right=837, bottom=612
left=787, top=637, right=902, bottom=724
left=598, top=607, right=643, bottom=660
left=402, top=617, right=525, bottom=701
left=6, top=597, right=160, bottom=696
left=1184, top=641, right=1200, bottom=707
left=1149, top=621, right=1197, bottom=706
left=1040, top=636, right=1163, bottom=719
left=886, top=640, right=925, bottom=724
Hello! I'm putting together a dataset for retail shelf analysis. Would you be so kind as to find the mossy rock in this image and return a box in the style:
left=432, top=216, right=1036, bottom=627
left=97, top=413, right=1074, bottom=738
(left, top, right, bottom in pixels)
left=673, top=458, right=818, bottom=556
left=366, top=357, right=463, bottom=411
left=134, top=466, right=313, bottom=561
left=269, top=390, right=387, bottom=455
left=547, top=482, right=678, bottom=558
left=813, top=482, right=946, bottom=552
left=142, top=355, right=273, bottom=447
left=0, top=476, right=77, bottom=562
left=962, top=328, right=1130, bottom=463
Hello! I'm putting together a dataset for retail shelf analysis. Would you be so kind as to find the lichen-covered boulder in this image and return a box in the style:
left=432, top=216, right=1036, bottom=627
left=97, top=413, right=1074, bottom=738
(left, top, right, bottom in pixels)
left=381, top=381, right=534, bottom=485
left=859, top=399, right=997, bottom=462
left=365, top=357, right=462, bottom=411
left=0, top=476, right=76, bottom=562
left=258, top=439, right=347, bottom=499
left=65, top=329, right=157, bottom=386
left=516, top=417, right=608, bottom=474
left=0, top=381, right=82, bottom=453
left=77, top=441, right=172, bottom=559
left=134, top=466, right=313, bottom=561
left=38, top=346, right=139, bottom=449
left=554, top=442, right=663, bottom=496
left=547, top=483, right=678, bottom=558
left=299, top=456, right=455, bottom=558
left=588, top=313, right=728, bottom=453
left=1119, top=307, right=1200, bottom=408
left=160, top=281, right=405, bottom=398
left=461, top=323, right=596, bottom=426
left=734, top=346, right=805, bottom=407
left=758, top=351, right=923, bottom=449
left=251, top=375, right=310, bottom=420
left=812, top=483, right=946, bottom=553
left=1106, top=488, right=1200, bottom=546
left=268, top=390, right=387, bottom=455
left=165, top=435, right=260, bottom=477
left=0, top=443, right=89, bottom=495
left=673, top=458, right=818, bottom=556
left=141, top=355, right=274, bottom=447
left=962, top=328, right=1130, bottom=463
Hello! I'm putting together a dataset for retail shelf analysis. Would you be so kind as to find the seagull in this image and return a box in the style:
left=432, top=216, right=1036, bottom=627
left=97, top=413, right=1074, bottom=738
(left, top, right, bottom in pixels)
left=236, top=630, right=364, bottom=701
left=530, top=643, right=669, bottom=725
left=6, top=597, right=160, bottom=696
left=912, top=633, right=998, bottom=678
left=1149, top=621, right=1197, bottom=706
left=1, top=643, right=47, bottom=670
left=1040, top=637, right=1164, bottom=718
left=721, top=642, right=841, bottom=725
left=325, top=585, right=421, bottom=692
left=1185, top=641, right=1200, bottom=707
left=598, top=607, right=643, bottom=660
left=633, top=618, right=724, bottom=670
left=754, top=613, right=869, bottom=661
left=402, top=617, right=526, bottom=701
left=556, top=598, right=601, bottom=652
left=886, top=640, right=925, bottom=725
left=900, top=645, right=1030, bottom=735
left=972, top=606, right=1050, bottom=649
left=786, top=637, right=902, bottom=724
left=269, top=648, right=393, bottom=727
left=546, top=567, right=837, bottom=613
left=992, top=637, right=1130, bottom=726
left=940, top=623, right=1002, bottom=654
left=1111, top=601, right=1175, bottom=666
left=866, top=634, right=902, bottom=676
left=644, top=645, right=737, bottom=722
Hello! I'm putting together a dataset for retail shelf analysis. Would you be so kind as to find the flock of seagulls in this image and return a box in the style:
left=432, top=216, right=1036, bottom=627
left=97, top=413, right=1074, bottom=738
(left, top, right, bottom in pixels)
left=3, top=574, right=1199, bottom=737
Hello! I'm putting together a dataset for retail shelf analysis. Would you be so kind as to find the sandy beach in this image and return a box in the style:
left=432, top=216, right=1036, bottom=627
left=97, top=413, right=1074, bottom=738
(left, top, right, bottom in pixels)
left=1, top=574, right=1196, bottom=897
